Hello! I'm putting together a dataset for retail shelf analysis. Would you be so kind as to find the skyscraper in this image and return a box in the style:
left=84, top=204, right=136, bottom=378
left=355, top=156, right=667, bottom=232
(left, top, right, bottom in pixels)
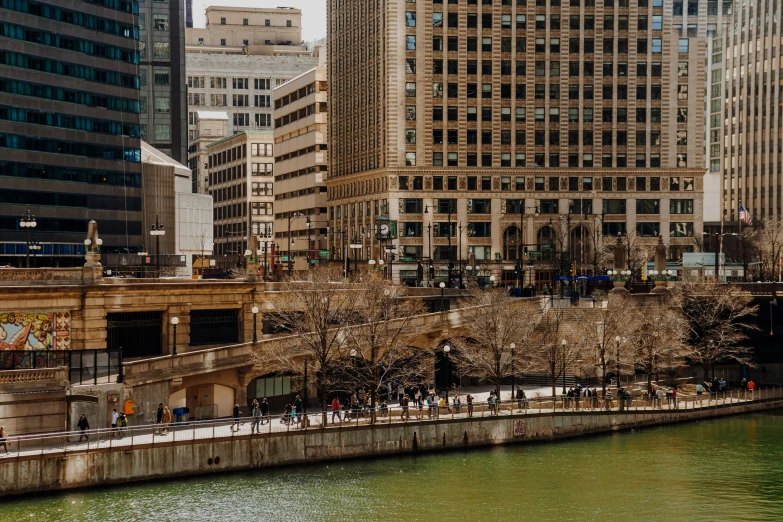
left=0, top=0, right=143, bottom=266
left=327, top=0, right=708, bottom=284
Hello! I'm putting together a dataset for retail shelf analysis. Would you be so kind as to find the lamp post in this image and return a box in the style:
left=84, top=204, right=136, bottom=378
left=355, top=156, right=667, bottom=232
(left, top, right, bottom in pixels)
left=29, top=240, right=41, bottom=268
left=615, top=335, right=621, bottom=389
left=349, top=231, right=363, bottom=276
left=138, top=245, right=148, bottom=278
left=439, top=281, right=446, bottom=312
left=251, top=305, right=259, bottom=344
left=489, top=275, right=496, bottom=287
left=171, top=316, right=179, bottom=356
left=443, top=344, right=451, bottom=391
left=150, top=215, right=165, bottom=278
left=510, top=342, right=516, bottom=402
left=561, top=339, right=568, bottom=394
left=287, top=213, right=304, bottom=273
left=19, top=205, right=37, bottom=268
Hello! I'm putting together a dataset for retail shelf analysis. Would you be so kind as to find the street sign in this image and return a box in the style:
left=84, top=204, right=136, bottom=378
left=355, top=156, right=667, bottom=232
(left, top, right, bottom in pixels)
left=319, top=250, right=329, bottom=258
left=281, top=256, right=289, bottom=262
left=542, top=244, right=551, bottom=251
left=529, top=251, right=542, bottom=260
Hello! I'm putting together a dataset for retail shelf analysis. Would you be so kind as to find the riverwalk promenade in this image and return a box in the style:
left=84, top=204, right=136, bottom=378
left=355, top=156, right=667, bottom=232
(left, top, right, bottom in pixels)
left=1, top=387, right=782, bottom=497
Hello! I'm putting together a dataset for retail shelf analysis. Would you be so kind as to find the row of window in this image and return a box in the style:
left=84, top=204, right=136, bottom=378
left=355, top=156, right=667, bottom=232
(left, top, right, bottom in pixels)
left=395, top=220, right=694, bottom=239
left=416, top=0, right=666, bottom=6
left=406, top=151, right=687, bottom=168
left=418, top=127, right=670, bottom=147
left=0, top=133, right=140, bottom=162
left=0, top=22, right=138, bottom=64
left=0, top=215, right=141, bottom=234
left=424, top=11, right=664, bottom=30
left=0, top=77, right=140, bottom=114
left=425, top=59, right=688, bottom=79
left=398, top=197, right=692, bottom=215
left=0, top=105, right=140, bottom=138
left=83, top=0, right=138, bottom=15
left=1, top=0, right=137, bottom=39
left=0, top=189, right=142, bottom=211
left=0, top=50, right=139, bottom=89
left=137, top=41, right=170, bottom=61
left=0, top=161, right=141, bottom=187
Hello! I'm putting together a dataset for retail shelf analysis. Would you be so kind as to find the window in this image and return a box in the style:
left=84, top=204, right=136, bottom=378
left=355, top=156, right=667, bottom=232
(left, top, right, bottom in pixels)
left=603, top=199, right=626, bottom=214
left=678, top=39, right=689, bottom=53
left=402, top=199, right=423, bottom=214
left=406, top=83, right=416, bottom=97
left=153, top=96, right=170, bottom=113
left=405, top=153, right=416, bottom=167
left=153, top=14, right=168, bottom=30
left=154, top=68, right=169, bottom=86
left=406, top=11, right=416, bottom=26
left=154, top=124, right=170, bottom=141
left=636, top=222, right=660, bottom=237
left=670, top=222, right=694, bottom=238
left=468, top=199, right=491, bottom=214
left=678, top=62, right=689, bottom=77
left=677, top=153, right=687, bottom=168
left=153, top=42, right=170, bottom=59
left=670, top=199, right=693, bottom=214
left=540, top=200, right=559, bottom=214
left=406, top=36, right=416, bottom=50
left=637, top=199, right=660, bottom=214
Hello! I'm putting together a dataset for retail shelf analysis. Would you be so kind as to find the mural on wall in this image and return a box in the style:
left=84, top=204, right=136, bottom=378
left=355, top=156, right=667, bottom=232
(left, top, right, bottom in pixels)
left=0, top=312, right=71, bottom=351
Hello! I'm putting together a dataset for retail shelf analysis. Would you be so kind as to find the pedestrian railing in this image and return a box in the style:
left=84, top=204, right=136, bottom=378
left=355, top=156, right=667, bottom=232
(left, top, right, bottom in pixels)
left=2, top=387, right=782, bottom=459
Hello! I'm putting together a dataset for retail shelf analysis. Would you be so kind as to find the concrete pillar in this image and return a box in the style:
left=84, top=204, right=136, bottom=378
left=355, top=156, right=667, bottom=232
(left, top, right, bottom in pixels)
left=235, top=371, right=249, bottom=412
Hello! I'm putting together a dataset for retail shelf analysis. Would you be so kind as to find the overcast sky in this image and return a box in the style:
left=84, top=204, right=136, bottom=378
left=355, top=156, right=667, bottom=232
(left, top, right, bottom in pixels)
left=194, top=0, right=327, bottom=40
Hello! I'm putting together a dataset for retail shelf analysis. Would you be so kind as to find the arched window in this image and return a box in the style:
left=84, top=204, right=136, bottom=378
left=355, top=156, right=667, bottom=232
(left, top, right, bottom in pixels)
left=570, top=226, right=592, bottom=268
left=503, top=226, right=522, bottom=260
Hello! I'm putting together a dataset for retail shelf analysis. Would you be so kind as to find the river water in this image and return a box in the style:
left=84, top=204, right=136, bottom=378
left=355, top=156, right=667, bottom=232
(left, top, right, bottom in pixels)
left=2, top=412, right=781, bottom=521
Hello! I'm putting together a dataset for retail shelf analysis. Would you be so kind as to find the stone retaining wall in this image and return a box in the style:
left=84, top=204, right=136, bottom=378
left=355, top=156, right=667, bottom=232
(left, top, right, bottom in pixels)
left=1, top=399, right=780, bottom=497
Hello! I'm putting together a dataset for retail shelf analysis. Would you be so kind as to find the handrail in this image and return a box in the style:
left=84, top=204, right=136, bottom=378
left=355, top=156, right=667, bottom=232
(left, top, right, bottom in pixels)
left=1, top=386, right=780, bottom=459
left=0, top=367, right=68, bottom=384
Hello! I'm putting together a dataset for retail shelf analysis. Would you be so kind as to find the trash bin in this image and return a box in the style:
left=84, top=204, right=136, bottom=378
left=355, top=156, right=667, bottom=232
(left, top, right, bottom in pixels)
left=173, top=407, right=189, bottom=425
left=515, top=288, right=522, bottom=298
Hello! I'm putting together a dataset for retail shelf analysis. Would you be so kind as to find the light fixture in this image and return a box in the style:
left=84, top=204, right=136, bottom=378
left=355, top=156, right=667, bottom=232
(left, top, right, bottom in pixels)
left=171, top=317, right=179, bottom=325
left=490, top=275, right=496, bottom=282
left=244, top=249, right=252, bottom=256
left=84, top=239, right=92, bottom=247
left=439, top=282, right=446, bottom=289
left=379, top=259, right=384, bottom=266
left=466, top=265, right=473, bottom=271
left=96, top=239, right=103, bottom=246
left=561, top=339, right=567, bottom=346
left=350, top=349, right=357, bottom=357
left=251, top=306, right=259, bottom=314
left=443, top=345, right=450, bottom=353
left=510, top=343, right=515, bottom=350
left=369, top=259, right=376, bottom=266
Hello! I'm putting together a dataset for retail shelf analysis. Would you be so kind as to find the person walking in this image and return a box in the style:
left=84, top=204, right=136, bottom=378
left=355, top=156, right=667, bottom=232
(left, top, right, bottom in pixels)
left=231, top=404, right=241, bottom=432
left=293, top=395, right=303, bottom=422
left=0, top=426, right=8, bottom=454
left=401, top=394, right=410, bottom=420
left=261, top=398, right=270, bottom=424
left=466, top=393, right=474, bottom=417
left=350, top=393, right=359, bottom=420
left=117, top=412, right=128, bottom=437
left=671, top=388, right=678, bottom=409
left=156, top=402, right=164, bottom=435
left=77, top=414, right=90, bottom=442
left=696, top=383, right=703, bottom=397
left=111, top=408, right=119, bottom=437
left=331, top=397, right=341, bottom=424
left=251, top=401, right=262, bottom=434
left=414, top=389, right=422, bottom=408
left=160, top=406, right=171, bottom=435
left=747, top=380, right=756, bottom=393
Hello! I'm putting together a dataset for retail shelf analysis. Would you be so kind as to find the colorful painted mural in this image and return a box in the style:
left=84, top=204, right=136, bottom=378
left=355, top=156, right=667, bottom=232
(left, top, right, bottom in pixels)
left=0, top=312, right=71, bottom=351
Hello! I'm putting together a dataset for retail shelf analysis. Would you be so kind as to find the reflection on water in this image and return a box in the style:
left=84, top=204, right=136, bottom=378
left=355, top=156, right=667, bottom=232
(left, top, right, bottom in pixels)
left=2, top=412, right=782, bottom=521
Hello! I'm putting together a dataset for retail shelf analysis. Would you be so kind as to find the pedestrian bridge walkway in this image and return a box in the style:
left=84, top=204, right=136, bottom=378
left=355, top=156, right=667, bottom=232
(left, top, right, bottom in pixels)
left=3, top=387, right=779, bottom=460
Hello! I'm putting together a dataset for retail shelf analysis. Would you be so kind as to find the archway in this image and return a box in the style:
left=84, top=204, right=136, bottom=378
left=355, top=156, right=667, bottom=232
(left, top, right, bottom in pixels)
left=503, top=226, right=522, bottom=261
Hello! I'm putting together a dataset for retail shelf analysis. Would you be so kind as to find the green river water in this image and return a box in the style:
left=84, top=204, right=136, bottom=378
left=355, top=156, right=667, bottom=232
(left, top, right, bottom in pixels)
left=1, top=412, right=782, bottom=521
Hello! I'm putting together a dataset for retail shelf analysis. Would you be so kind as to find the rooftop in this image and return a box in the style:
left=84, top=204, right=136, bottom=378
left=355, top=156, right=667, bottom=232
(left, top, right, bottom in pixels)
left=205, top=130, right=274, bottom=149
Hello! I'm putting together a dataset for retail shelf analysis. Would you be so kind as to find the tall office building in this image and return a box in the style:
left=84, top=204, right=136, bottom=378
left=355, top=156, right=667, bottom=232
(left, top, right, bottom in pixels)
left=327, top=0, right=708, bottom=285
left=138, top=0, right=187, bottom=163
left=0, top=0, right=143, bottom=267
left=718, top=0, right=782, bottom=222
left=273, top=62, right=329, bottom=272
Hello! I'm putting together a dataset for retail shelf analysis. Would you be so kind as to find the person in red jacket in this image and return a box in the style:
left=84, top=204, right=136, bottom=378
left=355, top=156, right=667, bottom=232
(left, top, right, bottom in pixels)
left=331, top=397, right=341, bottom=424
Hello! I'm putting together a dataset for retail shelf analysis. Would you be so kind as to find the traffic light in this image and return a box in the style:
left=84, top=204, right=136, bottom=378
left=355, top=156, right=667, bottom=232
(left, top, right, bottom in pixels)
left=570, top=264, right=576, bottom=276
left=523, top=246, right=529, bottom=255
left=429, top=263, right=435, bottom=279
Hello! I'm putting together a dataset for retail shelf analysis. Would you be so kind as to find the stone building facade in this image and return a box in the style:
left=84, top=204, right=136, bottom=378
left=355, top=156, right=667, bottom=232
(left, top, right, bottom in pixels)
left=273, top=63, right=330, bottom=272
left=326, top=0, right=707, bottom=285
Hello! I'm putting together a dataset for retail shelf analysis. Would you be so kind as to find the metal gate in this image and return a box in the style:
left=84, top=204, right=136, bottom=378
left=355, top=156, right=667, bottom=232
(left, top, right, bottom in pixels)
left=107, top=311, right=162, bottom=358
left=189, top=309, right=239, bottom=346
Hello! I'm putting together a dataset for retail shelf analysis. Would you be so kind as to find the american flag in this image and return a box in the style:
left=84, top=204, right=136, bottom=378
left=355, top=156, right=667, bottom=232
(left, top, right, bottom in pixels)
left=739, top=204, right=752, bottom=226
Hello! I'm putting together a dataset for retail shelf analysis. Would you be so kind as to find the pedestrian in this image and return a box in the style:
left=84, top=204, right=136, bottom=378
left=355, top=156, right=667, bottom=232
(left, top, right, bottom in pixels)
left=261, top=398, right=270, bottom=424
left=77, top=414, right=90, bottom=442
left=466, top=393, right=474, bottom=417
left=251, top=401, right=262, bottom=434
left=516, top=386, right=524, bottom=409
left=666, top=388, right=673, bottom=408
left=350, top=393, right=359, bottom=419
left=696, top=382, right=703, bottom=396
left=672, top=388, right=678, bottom=409
left=231, top=404, right=241, bottom=432
left=161, top=406, right=171, bottom=435
left=0, top=426, right=8, bottom=454
left=117, top=412, right=128, bottom=436
left=487, top=391, right=496, bottom=416
left=453, top=393, right=462, bottom=414
left=414, top=389, right=422, bottom=408
left=111, top=408, right=119, bottom=436
left=282, top=403, right=292, bottom=424
left=747, top=380, right=756, bottom=392
left=417, top=393, right=424, bottom=419
left=331, top=396, right=341, bottom=424
left=156, top=402, right=164, bottom=434
left=656, top=387, right=665, bottom=409
left=291, top=404, right=298, bottom=424
left=293, top=395, right=303, bottom=420
left=401, top=394, right=410, bottom=420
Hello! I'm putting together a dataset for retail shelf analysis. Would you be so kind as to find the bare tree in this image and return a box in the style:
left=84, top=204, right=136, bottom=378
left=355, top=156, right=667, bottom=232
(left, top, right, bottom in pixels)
left=676, top=279, right=759, bottom=380
left=194, top=224, right=213, bottom=279
left=344, top=272, right=432, bottom=422
left=756, top=217, right=783, bottom=281
left=627, top=303, right=691, bottom=392
left=622, top=228, right=655, bottom=277
left=451, top=289, right=541, bottom=399
left=574, top=292, right=634, bottom=397
left=531, top=306, right=584, bottom=397
left=262, top=265, right=358, bottom=417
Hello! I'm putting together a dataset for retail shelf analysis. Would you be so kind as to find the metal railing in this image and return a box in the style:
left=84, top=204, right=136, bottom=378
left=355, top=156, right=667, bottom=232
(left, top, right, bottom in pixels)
left=1, top=386, right=781, bottom=459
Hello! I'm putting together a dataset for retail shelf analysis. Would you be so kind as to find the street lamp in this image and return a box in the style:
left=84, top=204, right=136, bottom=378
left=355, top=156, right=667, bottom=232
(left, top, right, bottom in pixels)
left=137, top=245, right=148, bottom=278
left=28, top=240, right=41, bottom=268
left=150, top=215, right=165, bottom=279
left=561, top=339, right=568, bottom=394
left=489, top=275, right=496, bottom=287
left=615, top=335, right=622, bottom=389
left=19, top=205, right=37, bottom=268
left=510, top=342, right=516, bottom=403
left=349, top=233, right=363, bottom=276
left=439, top=281, right=446, bottom=312
left=251, top=305, right=259, bottom=344
left=171, top=316, right=179, bottom=356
